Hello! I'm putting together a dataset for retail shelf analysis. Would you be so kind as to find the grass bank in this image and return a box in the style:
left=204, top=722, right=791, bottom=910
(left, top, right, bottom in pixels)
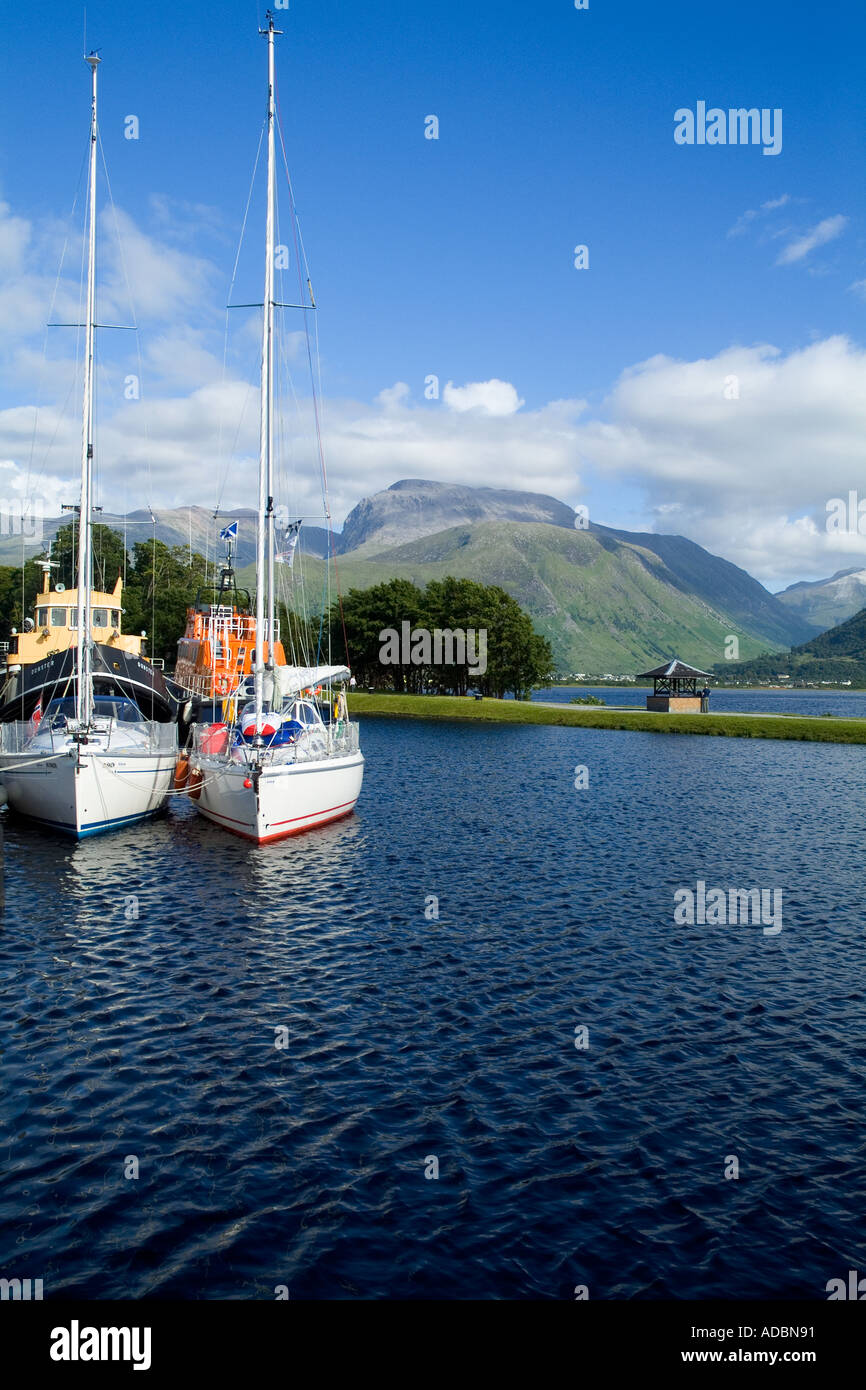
left=347, top=692, right=866, bottom=745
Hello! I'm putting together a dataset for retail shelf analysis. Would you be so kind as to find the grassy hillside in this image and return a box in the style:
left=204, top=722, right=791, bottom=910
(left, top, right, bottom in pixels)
left=717, top=605, right=866, bottom=686
left=775, top=567, right=866, bottom=630
left=594, top=525, right=816, bottom=648
left=242, top=521, right=802, bottom=672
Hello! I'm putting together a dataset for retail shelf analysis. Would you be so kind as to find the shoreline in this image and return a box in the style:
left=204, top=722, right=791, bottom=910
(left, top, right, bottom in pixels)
left=539, top=683, right=866, bottom=695
left=347, top=692, right=866, bottom=745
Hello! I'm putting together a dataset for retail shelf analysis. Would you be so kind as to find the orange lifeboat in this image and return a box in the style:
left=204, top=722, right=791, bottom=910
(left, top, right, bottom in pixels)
left=173, top=532, right=287, bottom=701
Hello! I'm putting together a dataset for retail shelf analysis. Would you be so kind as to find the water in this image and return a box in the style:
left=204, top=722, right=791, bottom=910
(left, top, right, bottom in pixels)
left=1, top=716, right=865, bottom=1299
left=533, top=684, right=866, bottom=718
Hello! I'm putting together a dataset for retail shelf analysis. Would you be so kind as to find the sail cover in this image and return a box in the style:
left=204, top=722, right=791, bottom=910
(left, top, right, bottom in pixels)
left=271, top=665, right=351, bottom=699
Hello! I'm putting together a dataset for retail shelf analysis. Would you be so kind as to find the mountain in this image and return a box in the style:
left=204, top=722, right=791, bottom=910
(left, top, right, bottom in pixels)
left=327, top=480, right=814, bottom=667
left=592, top=524, right=816, bottom=651
left=337, top=478, right=575, bottom=553
left=775, top=567, right=866, bottom=630
left=238, top=515, right=813, bottom=672
left=2, top=478, right=818, bottom=673
left=0, top=506, right=330, bottom=568
left=717, top=605, right=866, bottom=686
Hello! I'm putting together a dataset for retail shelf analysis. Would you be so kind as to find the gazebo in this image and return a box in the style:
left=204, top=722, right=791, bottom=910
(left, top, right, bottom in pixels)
left=637, top=658, right=713, bottom=712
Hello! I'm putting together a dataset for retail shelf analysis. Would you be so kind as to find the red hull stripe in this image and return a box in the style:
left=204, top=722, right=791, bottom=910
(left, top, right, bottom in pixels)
left=202, top=801, right=356, bottom=843
left=270, top=798, right=356, bottom=827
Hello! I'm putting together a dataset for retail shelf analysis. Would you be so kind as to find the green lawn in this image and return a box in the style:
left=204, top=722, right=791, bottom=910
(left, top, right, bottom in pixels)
left=347, top=692, right=866, bottom=745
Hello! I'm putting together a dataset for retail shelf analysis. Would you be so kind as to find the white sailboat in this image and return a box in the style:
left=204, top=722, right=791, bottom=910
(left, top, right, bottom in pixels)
left=0, top=53, right=177, bottom=837
left=187, top=13, right=363, bottom=843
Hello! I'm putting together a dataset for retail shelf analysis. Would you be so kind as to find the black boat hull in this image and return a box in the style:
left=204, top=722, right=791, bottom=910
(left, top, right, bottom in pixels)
left=0, top=645, right=183, bottom=724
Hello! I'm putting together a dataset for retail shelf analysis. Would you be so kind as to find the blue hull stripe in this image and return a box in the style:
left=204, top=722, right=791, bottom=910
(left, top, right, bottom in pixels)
left=12, top=809, right=157, bottom=838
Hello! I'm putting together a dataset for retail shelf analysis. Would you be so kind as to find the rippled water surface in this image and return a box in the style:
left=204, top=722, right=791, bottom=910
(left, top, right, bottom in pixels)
left=1, top=716, right=865, bottom=1299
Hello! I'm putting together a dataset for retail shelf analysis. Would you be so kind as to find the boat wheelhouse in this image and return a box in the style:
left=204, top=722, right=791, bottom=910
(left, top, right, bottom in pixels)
left=3, top=565, right=142, bottom=677
left=174, top=533, right=285, bottom=702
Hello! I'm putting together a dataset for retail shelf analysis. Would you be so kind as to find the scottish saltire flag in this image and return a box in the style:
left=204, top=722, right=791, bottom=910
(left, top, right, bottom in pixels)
left=275, top=520, right=301, bottom=567
left=219, top=521, right=239, bottom=542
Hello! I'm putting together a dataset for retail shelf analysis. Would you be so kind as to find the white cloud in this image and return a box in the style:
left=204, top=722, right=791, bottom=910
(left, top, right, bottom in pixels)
left=0, top=193, right=864, bottom=591
left=776, top=214, right=848, bottom=265
left=572, top=337, right=866, bottom=584
left=0, top=201, right=31, bottom=272
left=100, top=207, right=219, bottom=323
left=728, top=193, right=790, bottom=237
left=442, top=378, right=524, bottom=415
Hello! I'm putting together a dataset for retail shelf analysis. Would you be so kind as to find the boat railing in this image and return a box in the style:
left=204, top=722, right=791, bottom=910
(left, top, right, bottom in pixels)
left=0, top=718, right=177, bottom=756
left=197, top=613, right=281, bottom=645
left=189, top=718, right=358, bottom=763
left=328, top=720, right=360, bottom=758
left=294, top=721, right=360, bottom=763
left=0, top=723, right=31, bottom=754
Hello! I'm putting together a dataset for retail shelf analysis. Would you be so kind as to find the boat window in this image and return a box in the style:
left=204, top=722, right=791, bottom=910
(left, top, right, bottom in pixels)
left=92, top=608, right=109, bottom=627
left=111, top=610, right=121, bottom=626
left=68, top=611, right=78, bottom=628
left=92, top=697, right=143, bottom=722
left=37, top=608, right=49, bottom=627
left=291, top=701, right=321, bottom=726
left=45, top=697, right=78, bottom=721
left=50, top=608, right=66, bottom=627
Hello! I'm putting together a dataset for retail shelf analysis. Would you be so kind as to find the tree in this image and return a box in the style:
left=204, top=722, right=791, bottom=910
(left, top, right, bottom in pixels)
left=47, top=520, right=127, bottom=593
left=125, top=539, right=209, bottom=664
left=329, top=576, right=552, bottom=697
left=334, top=580, right=426, bottom=691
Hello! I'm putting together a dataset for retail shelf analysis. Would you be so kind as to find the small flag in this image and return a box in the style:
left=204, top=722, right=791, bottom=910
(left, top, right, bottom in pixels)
left=27, top=695, right=43, bottom=737
left=220, top=521, right=239, bottom=542
left=275, top=520, right=301, bottom=567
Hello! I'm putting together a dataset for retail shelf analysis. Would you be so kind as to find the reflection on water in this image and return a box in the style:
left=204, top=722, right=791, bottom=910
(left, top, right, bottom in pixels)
left=1, top=717, right=865, bottom=1299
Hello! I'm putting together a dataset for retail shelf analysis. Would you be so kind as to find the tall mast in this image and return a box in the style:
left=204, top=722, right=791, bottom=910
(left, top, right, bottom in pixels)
left=76, top=51, right=100, bottom=728
left=255, top=12, right=280, bottom=733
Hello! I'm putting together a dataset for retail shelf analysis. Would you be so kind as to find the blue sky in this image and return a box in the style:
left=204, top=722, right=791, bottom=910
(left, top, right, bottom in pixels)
left=1, top=0, right=865, bottom=588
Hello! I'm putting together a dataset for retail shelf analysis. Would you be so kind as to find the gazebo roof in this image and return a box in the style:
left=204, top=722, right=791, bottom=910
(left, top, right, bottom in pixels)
left=636, top=658, right=713, bottom=680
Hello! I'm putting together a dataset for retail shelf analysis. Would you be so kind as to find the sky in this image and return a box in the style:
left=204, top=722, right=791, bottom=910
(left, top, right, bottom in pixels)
left=1, top=0, right=865, bottom=590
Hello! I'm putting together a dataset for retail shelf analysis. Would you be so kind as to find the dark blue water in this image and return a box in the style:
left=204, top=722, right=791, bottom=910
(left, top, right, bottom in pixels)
left=533, top=684, right=866, bottom=718
left=1, top=716, right=865, bottom=1299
